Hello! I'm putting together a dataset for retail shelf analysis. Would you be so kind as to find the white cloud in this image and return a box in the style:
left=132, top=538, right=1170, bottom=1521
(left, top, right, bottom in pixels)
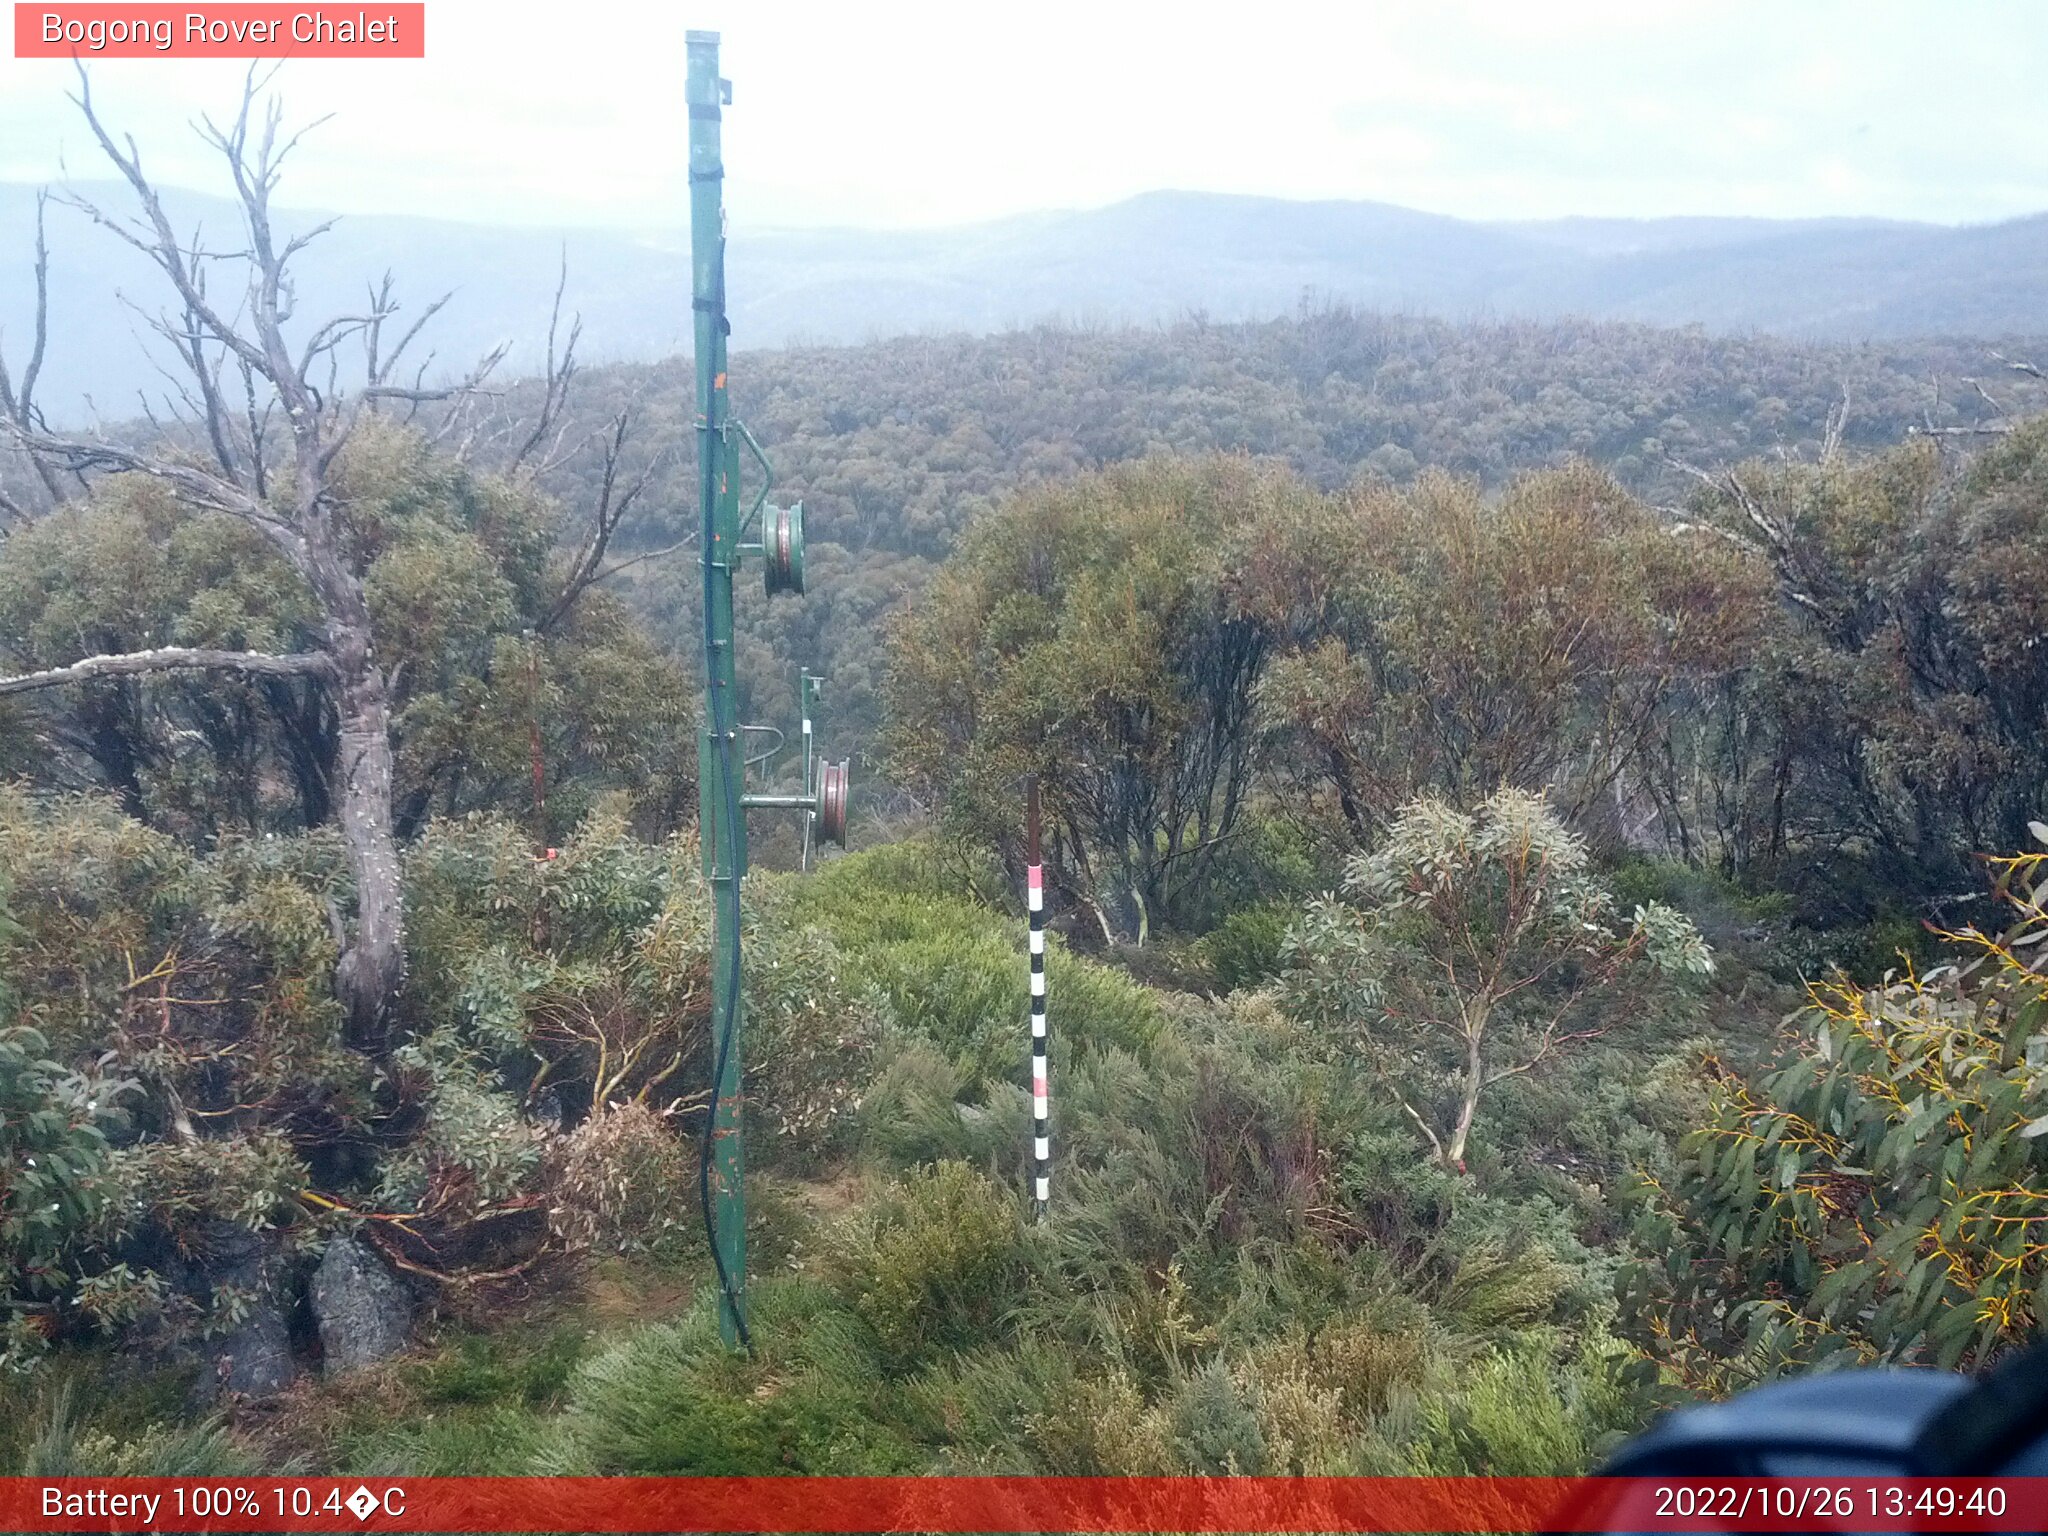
left=0, top=0, right=2042, bottom=229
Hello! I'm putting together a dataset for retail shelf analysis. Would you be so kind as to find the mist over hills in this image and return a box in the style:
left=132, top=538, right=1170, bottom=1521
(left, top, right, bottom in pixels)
left=3, top=181, right=2045, bottom=420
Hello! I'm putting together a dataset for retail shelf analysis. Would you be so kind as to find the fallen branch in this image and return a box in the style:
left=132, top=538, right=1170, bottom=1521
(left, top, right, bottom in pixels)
left=0, top=645, right=335, bottom=696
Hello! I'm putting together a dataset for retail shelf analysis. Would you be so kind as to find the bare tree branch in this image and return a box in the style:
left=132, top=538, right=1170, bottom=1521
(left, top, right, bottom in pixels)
left=63, top=66, right=273, bottom=383
left=576, top=532, right=699, bottom=586
left=510, top=250, right=581, bottom=472
left=0, top=189, right=69, bottom=509
left=1966, top=376, right=2007, bottom=418
left=9, top=426, right=285, bottom=528
left=0, top=198, right=52, bottom=424
left=364, top=273, right=451, bottom=389
left=0, top=646, right=335, bottom=697
left=237, top=351, right=272, bottom=499
left=537, top=408, right=657, bottom=632
left=359, top=361, right=506, bottom=406
left=1906, top=349, right=2048, bottom=443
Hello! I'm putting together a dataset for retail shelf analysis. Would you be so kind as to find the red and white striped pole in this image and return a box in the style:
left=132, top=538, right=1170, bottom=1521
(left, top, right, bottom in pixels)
left=1026, top=775, right=1049, bottom=1219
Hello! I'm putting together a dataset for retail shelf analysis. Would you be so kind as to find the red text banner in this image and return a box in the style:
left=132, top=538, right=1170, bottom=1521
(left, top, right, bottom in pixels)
left=2, top=1476, right=2045, bottom=1532
left=14, top=4, right=424, bottom=57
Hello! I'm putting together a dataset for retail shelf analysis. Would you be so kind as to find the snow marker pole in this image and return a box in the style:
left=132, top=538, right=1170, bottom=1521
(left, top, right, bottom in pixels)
left=1027, top=776, right=1049, bottom=1220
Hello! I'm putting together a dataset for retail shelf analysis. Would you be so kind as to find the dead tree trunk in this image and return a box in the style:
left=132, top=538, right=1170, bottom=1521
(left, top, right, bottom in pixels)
left=0, top=66, right=503, bottom=1038
left=333, top=661, right=403, bottom=1045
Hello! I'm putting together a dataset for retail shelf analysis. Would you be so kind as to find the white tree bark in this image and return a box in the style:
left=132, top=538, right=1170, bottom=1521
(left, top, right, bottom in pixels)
left=0, top=647, right=333, bottom=696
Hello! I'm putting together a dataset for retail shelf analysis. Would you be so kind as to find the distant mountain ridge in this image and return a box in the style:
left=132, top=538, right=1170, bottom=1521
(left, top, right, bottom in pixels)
left=3, top=183, right=2044, bottom=421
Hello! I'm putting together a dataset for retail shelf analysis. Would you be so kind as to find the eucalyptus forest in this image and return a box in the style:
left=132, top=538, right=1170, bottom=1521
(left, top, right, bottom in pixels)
left=2, top=77, right=2047, bottom=1484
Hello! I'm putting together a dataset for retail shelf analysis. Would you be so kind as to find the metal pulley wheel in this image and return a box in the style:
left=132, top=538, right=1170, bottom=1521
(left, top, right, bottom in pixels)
left=763, top=501, right=806, bottom=597
left=816, top=759, right=850, bottom=848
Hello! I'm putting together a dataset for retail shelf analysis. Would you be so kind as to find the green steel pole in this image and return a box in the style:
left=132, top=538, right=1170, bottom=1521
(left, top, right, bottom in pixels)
left=687, top=28, right=747, bottom=1349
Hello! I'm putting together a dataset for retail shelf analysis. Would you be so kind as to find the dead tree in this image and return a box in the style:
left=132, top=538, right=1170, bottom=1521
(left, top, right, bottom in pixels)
left=0, top=190, right=72, bottom=520
left=0, top=68, right=505, bottom=1045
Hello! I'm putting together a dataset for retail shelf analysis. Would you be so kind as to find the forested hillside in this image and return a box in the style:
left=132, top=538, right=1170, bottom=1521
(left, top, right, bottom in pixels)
left=517, top=308, right=2048, bottom=768
left=5, top=91, right=2048, bottom=1488
left=11, top=182, right=2048, bottom=418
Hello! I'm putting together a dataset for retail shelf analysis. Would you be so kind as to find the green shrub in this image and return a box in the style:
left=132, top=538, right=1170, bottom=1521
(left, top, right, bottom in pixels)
left=11, top=1382, right=255, bottom=1476
left=1283, top=789, right=1710, bottom=1169
left=1773, top=907, right=1940, bottom=983
left=1308, top=1313, right=1433, bottom=1422
left=1177, top=816, right=1321, bottom=933
left=788, top=846, right=1160, bottom=1086
left=1199, top=902, right=1293, bottom=992
left=790, top=839, right=963, bottom=916
left=1239, top=1342, right=1354, bottom=1474
left=829, top=1161, right=1028, bottom=1367
left=1606, top=856, right=1790, bottom=938
left=857, top=1040, right=984, bottom=1166
left=340, top=1404, right=551, bottom=1477
left=0, top=788, right=346, bottom=1087
left=419, top=1327, right=588, bottom=1408
left=1411, top=1334, right=1640, bottom=1475
left=898, top=1339, right=1085, bottom=1470
left=559, top=1311, right=788, bottom=1474
left=745, top=893, right=881, bottom=1166
left=556, top=1277, right=914, bottom=1474
left=1053, top=952, right=1165, bottom=1057
left=544, top=1102, right=691, bottom=1256
left=1435, top=1238, right=1574, bottom=1331
left=1102, top=937, right=1216, bottom=995
left=1165, top=1358, right=1269, bottom=1474
left=1023, top=1367, right=1176, bottom=1474
left=0, top=1012, right=136, bottom=1369
left=1626, top=838, right=2048, bottom=1389
left=395, top=809, right=873, bottom=1200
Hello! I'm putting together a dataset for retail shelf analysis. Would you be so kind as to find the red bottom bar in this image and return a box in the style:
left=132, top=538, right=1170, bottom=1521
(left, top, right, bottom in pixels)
left=5, top=1475, right=2044, bottom=1533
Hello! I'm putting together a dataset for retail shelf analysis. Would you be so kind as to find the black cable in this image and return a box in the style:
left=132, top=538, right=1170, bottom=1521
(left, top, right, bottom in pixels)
left=695, top=227, right=753, bottom=1356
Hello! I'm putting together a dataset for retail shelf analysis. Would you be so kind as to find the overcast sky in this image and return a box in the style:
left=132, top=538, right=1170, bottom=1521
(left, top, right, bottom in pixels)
left=1, top=0, right=2044, bottom=231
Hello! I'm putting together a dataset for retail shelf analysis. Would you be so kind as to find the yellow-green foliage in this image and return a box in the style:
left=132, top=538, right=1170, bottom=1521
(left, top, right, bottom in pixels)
left=0, top=427, right=693, bottom=843
left=552, top=1277, right=918, bottom=1475
left=1028, top=1367, right=1177, bottom=1474
left=11, top=1383, right=257, bottom=1477
left=1199, top=902, right=1294, bottom=992
left=828, top=1161, right=1028, bottom=1366
left=1300, top=1313, right=1433, bottom=1422
left=1630, top=835, right=2048, bottom=1388
left=786, top=843, right=1162, bottom=1084
left=1283, top=789, right=1709, bottom=1169
left=0, top=1020, right=132, bottom=1370
left=1411, top=1334, right=1637, bottom=1475
left=0, top=791, right=877, bottom=1366
left=1238, top=462, right=1765, bottom=848
left=0, top=787, right=344, bottom=1060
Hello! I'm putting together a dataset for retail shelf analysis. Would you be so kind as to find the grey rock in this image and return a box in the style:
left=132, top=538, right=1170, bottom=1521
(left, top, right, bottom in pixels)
left=206, top=1306, right=297, bottom=1398
left=174, top=1221, right=297, bottom=1405
left=310, top=1237, right=413, bottom=1375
